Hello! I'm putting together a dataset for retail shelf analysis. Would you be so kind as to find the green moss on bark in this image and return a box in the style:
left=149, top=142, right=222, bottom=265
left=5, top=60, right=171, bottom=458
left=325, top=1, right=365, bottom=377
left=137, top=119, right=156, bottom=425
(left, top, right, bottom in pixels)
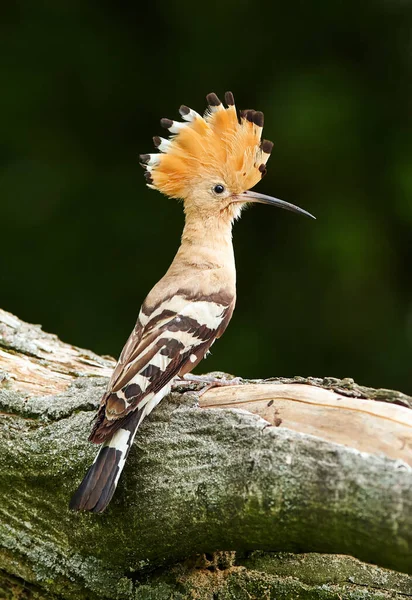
left=2, top=381, right=412, bottom=598
left=3, top=552, right=412, bottom=600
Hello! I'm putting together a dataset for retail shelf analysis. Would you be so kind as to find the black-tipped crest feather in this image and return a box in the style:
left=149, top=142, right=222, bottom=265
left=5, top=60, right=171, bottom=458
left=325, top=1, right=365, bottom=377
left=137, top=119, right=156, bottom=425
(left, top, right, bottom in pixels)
left=224, top=91, right=235, bottom=106
left=206, top=92, right=221, bottom=106
left=179, top=105, right=190, bottom=116
left=261, top=139, right=274, bottom=154
left=160, top=118, right=173, bottom=129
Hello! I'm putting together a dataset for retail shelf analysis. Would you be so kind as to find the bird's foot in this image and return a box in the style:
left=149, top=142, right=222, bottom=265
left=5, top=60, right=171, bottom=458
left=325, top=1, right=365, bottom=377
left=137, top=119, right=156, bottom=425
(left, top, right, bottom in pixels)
left=172, top=373, right=243, bottom=397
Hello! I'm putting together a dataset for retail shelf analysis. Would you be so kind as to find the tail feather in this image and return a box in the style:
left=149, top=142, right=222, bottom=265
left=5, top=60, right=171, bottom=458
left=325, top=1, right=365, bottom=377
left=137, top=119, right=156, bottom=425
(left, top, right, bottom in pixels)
left=70, top=386, right=170, bottom=513
left=69, top=446, right=121, bottom=512
left=70, top=410, right=141, bottom=513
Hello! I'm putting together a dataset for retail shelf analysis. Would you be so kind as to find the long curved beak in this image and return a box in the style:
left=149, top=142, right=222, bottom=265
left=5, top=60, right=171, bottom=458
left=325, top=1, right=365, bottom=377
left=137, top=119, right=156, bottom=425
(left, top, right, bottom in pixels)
left=237, top=191, right=316, bottom=220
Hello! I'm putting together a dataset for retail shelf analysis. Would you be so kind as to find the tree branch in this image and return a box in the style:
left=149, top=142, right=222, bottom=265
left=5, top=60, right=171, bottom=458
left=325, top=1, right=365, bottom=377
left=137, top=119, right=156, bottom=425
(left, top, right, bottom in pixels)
left=1, top=307, right=412, bottom=599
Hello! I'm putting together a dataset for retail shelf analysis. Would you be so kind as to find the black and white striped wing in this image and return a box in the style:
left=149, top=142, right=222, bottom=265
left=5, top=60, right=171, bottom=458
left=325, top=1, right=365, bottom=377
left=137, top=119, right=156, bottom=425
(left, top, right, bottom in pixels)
left=89, top=296, right=234, bottom=443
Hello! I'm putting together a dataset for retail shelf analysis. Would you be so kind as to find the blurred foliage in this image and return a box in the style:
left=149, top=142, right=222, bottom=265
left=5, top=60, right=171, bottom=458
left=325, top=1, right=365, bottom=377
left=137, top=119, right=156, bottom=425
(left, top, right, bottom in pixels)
left=1, top=0, right=411, bottom=393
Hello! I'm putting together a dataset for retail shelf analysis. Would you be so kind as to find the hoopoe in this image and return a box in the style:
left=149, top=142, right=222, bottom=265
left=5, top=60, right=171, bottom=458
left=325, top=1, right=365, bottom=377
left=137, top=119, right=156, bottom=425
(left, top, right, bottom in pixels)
left=70, top=91, right=314, bottom=513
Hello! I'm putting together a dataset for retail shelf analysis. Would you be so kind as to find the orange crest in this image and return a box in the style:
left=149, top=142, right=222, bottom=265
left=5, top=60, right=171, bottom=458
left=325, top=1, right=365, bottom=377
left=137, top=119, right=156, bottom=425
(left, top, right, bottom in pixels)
left=140, top=92, right=273, bottom=199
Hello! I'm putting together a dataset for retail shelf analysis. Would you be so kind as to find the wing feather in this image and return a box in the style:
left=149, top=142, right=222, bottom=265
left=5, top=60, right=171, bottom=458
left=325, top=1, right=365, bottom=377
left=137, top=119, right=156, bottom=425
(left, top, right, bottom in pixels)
left=89, top=295, right=234, bottom=443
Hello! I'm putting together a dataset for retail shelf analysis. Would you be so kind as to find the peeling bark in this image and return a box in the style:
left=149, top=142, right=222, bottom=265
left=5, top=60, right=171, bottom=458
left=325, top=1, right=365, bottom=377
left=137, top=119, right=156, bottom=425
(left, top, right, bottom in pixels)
left=1, top=307, right=412, bottom=599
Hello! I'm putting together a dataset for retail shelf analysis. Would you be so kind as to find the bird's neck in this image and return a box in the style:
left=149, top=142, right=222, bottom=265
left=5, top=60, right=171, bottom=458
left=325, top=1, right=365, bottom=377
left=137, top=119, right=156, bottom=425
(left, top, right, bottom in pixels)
left=176, top=209, right=235, bottom=271
left=143, top=209, right=237, bottom=310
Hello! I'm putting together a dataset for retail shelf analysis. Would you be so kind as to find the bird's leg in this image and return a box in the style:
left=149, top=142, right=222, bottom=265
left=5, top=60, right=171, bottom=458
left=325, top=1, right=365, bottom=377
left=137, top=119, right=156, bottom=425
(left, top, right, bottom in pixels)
left=172, top=373, right=243, bottom=396
left=182, top=373, right=243, bottom=385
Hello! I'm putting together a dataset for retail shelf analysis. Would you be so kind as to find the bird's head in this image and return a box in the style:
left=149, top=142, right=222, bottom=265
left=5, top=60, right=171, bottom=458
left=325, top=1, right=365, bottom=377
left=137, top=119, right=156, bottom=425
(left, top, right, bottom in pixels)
left=140, top=92, right=314, bottom=222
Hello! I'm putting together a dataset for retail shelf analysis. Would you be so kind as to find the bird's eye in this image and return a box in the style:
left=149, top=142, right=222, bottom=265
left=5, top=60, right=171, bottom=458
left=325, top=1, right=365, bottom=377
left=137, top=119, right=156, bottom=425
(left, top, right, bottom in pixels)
left=214, top=184, right=225, bottom=194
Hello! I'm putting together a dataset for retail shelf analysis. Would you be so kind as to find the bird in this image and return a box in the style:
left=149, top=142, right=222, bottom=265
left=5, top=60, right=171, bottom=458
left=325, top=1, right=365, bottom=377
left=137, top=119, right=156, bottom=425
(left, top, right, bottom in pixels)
left=69, top=91, right=314, bottom=513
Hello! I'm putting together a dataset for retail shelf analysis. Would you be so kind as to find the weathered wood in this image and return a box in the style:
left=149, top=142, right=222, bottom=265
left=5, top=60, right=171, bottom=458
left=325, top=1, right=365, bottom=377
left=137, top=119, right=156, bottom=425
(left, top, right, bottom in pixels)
left=201, top=383, right=412, bottom=464
left=1, top=307, right=412, bottom=599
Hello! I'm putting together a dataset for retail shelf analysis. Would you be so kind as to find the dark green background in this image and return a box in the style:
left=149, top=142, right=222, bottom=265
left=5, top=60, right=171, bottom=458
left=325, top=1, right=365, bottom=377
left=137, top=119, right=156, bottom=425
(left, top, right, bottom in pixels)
left=1, top=1, right=411, bottom=393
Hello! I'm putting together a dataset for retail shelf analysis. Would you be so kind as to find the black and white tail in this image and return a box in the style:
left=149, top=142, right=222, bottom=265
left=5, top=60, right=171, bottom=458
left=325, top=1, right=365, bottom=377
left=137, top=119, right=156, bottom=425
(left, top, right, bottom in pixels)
left=69, top=410, right=141, bottom=513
